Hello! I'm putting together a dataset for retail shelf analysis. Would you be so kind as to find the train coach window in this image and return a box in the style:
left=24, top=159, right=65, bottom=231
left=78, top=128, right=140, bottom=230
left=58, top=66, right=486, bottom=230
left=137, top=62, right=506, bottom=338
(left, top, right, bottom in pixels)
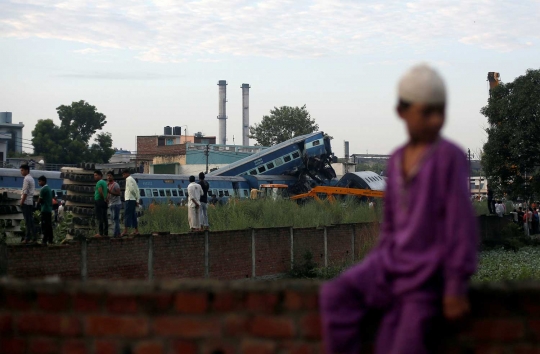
left=140, top=189, right=146, bottom=197
left=266, top=162, right=275, bottom=170
left=172, top=190, right=178, bottom=197
left=243, top=190, right=249, bottom=197
left=274, top=158, right=283, bottom=166
left=153, top=189, right=159, bottom=197
left=249, top=170, right=257, bottom=175
left=212, top=189, right=218, bottom=196
left=283, top=155, right=292, bottom=162
left=257, top=165, right=266, bottom=173
left=166, top=189, right=171, bottom=197
left=159, top=189, right=165, bottom=197
left=178, top=189, right=184, bottom=197
left=224, top=190, right=230, bottom=196
left=312, top=140, right=320, bottom=146
left=292, top=151, right=300, bottom=159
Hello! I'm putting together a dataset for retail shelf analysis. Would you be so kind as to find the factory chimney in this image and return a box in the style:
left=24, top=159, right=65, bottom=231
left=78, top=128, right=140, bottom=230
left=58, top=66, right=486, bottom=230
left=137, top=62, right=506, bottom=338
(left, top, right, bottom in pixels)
left=217, top=80, right=228, bottom=145
left=241, top=83, right=250, bottom=146
left=487, top=72, right=501, bottom=96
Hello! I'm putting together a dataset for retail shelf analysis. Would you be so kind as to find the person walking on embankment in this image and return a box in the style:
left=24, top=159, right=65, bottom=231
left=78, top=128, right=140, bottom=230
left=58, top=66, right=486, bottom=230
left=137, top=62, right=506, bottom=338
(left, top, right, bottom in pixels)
left=198, top=172, right=210, bottom=230
left=37, top=175, right=54, bottom=246
left=122, top=169, right=140, bottom=236
left=187, top=175, right=203, bottom=231
left=106, top=171, right=122, bottom=238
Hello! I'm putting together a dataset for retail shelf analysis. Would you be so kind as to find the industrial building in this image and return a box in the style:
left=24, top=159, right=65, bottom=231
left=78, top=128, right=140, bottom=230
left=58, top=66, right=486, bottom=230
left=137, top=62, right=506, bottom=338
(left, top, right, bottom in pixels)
left=0, top=112, right=24, bottom=163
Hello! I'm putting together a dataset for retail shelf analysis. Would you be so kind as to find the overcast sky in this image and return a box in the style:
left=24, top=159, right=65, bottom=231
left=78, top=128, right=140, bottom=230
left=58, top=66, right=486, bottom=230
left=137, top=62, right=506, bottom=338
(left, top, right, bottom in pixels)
left=1, top=0, right=539, bottom=157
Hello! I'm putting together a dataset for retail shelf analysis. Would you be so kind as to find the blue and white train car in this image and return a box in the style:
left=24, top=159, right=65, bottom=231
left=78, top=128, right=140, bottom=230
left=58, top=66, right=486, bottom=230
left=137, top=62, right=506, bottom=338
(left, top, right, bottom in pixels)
left=208, top=131, right=336, bottom=182
left=0, top=168, right=64, bottom=198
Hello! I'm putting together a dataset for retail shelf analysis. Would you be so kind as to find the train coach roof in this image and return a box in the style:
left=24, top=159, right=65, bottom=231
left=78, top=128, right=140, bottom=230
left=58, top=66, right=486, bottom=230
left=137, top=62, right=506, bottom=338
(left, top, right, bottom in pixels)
left=0, top=168, right=61, bottom=179
left=336, top=171, right=386, bottom=191
left=208, top=131, right=324, bottom=176
left=132, top=173, right=246, bottom=182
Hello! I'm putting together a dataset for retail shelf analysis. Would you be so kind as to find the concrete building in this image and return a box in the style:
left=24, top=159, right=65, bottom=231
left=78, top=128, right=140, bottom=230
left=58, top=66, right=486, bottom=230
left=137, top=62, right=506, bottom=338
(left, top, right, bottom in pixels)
left=0, top=112, right=24, bottom=162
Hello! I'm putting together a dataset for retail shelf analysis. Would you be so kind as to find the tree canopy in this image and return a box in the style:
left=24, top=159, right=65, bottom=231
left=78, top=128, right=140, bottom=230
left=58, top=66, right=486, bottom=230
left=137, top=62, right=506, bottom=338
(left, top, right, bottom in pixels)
left=481, top=68, right=540, bottom=200
left=32, top=100, right=114, bottom=164
left=249, top=105, right=319, bottom=146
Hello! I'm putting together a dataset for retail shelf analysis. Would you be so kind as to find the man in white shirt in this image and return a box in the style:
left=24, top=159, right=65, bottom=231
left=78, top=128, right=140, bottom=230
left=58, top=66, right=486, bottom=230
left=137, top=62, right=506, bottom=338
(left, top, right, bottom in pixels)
left=187, top=175, right=203, bottom=231
left=122, top=169, right=140, bottom=236
left=20, top=164, right=36, bottom=243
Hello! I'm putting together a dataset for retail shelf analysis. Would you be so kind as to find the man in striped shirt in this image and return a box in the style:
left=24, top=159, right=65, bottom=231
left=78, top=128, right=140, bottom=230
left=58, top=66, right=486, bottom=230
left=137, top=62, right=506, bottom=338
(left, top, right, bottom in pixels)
left=20, top=164, right=36, bottom=244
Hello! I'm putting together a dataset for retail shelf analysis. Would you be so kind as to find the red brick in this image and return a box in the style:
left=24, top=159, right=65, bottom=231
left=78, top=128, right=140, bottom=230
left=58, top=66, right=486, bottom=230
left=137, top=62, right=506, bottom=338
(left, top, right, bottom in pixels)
left=212, top=292, right=240, bottom=312
left=223, top=314, right=249, bottom=337
left=133, top=340, right=164, bottom=354
left=0, top=313, right=12, bottom=334
left=106, top=295, right=139, bottom=314
left=174, top=292, right=208, bottom=314
left=241, top=339, right=277, bottom=354
left=37, top=292, right=71, bottom=312
left=250, top=316, right=295, bottom=339
left=16, top=314, right=82, bottom=336
left=279, top=341, right=322, bottom=354
left=0, top=338, right=26, bottom=354
left=73, top=294, right=102, bottom=312
left=245, top=293, right=279, bottom=313
left=170, top=340, right=197, bottom=354
left=139, top=293, right=173, bottom=313
left=201, top=339, right=236, bottom=354
left=514, top=345, right=540, bottom=354
left=61, top=339, right=88, bottom=354
left=472, top=345, right=506, bottom=354
left=86, top=316, right=149, bottom=337
left=284, top=291, right=319, bottom=311
left=153, top=317, right=220, bottom=338
left=461, top=319, right=524, bottom=341
left=299, top=313, right=321, bottom=340
left=4, top=292, right=34, bottom=311
left=28, top=338, right=59, bottom=354
left=94, top=340, right=119, bottom=354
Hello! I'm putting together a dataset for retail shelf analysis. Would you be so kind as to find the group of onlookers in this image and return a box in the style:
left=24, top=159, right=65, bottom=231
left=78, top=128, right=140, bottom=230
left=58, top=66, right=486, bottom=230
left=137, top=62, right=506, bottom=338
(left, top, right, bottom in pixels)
left=187, top=172, right=210, bottom=231
left=93, top=169, right=140, bottom=238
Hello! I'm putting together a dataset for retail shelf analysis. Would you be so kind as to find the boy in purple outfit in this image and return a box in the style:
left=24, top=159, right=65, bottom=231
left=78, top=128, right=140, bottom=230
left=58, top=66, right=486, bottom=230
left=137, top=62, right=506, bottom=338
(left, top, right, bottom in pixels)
left=320, top=64, right=478, bottom=354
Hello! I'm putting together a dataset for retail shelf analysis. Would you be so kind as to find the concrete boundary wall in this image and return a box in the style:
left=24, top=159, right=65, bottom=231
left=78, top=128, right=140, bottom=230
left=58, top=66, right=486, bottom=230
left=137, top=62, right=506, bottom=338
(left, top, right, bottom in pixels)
left=1, top=223, right=379, bottom=281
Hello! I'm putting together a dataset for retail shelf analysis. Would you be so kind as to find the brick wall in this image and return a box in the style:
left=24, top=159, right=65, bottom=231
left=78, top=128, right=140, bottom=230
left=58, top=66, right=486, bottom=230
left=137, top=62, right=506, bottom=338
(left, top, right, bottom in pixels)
left=1, top=279, right=540, bottom=354
left=136, top=136, right=187, bottom=159
left=2, top=223, right=372, bottom=281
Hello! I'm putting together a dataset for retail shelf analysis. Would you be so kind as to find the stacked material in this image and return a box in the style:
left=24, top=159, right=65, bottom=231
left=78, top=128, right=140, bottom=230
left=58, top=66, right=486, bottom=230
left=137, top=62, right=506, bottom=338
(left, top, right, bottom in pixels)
left=60, top=164, right=139, bottom=238
left=0, top=189, right=38, bottom=236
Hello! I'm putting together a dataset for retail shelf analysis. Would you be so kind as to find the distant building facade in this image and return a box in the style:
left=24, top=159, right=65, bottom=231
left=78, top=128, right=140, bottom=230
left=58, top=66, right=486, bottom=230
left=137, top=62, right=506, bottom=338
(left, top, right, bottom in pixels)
left=0, top=112, right=24, bottom=162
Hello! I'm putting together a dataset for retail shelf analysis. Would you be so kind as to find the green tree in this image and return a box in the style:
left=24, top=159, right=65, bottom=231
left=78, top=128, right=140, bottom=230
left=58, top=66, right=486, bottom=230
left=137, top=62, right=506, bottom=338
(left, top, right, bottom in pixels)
left=481, top=68, right=540, bottom=200
left=32, top=101, right=113, bottom=164
left=249, top=105, right=319, bottom=146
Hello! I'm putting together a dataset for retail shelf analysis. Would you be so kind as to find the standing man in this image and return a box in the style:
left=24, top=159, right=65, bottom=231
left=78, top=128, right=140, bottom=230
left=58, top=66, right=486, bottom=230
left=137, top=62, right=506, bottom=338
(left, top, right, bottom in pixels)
left=198, top=172, right=210, bottom=230
left=37, top=176, right=54, bottom=245
left=122, top=169, right=140, bottom=236
left=187, top=175, right=203, bottom=231
left=106, top=171, right=122, bottom=238
left=487, top=188, right=494, bottom=214
left=93, top=170, right=108, bottom=237
left=20, top=164, right=36, bottom=244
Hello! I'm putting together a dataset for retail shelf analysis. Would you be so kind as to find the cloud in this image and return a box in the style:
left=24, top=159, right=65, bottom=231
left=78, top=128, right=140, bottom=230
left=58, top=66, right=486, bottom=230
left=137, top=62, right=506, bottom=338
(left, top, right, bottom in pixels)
left=55, top=71, right=184, bottom=80
left=1, top=0, right=538, bottom=62
left=74, top=48, right=100, bottom=54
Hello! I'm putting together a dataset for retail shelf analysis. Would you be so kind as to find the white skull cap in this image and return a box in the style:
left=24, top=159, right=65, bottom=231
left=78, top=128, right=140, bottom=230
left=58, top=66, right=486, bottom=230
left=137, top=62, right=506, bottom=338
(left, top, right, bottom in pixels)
left=398, top=64, right=446, bottom=104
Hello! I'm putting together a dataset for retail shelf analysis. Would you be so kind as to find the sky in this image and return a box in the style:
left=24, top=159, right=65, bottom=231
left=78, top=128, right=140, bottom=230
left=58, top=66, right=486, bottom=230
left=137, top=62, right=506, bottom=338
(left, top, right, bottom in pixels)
left=1, top=0, right=539, bottom=158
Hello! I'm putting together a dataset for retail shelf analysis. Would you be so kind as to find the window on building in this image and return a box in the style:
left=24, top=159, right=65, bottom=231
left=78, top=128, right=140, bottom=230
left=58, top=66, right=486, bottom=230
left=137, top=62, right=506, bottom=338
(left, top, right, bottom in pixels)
left=292, top=151, right=300, bottom=159
left=166, top=139, right=174, bottom=145
left=283, top=155, right=292, bottom=162
left=258, top=165, right=266, bottom=173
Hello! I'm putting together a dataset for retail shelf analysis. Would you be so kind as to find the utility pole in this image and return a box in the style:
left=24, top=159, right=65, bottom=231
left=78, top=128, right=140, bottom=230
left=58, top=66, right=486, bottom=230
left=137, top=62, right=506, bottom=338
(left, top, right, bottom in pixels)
left=468, top=148, right=471, bottom=196
left=205, top=144, right=209, bottom=174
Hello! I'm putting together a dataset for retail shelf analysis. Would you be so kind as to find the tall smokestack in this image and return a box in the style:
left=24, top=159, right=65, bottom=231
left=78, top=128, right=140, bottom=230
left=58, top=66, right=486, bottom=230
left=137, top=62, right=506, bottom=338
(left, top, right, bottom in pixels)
left=241, top=83, right=250, bottom=146
left=217, top=80, right=227, bottom=145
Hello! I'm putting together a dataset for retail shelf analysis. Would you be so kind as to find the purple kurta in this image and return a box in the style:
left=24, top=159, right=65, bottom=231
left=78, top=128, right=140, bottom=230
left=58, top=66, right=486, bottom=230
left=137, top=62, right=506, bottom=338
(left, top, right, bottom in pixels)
left=320, top=138, right=478, bottom=354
